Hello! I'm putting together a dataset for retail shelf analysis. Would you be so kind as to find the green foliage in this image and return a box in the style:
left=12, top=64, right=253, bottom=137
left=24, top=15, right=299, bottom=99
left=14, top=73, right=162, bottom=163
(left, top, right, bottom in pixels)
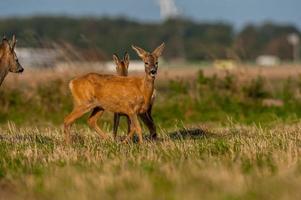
left=168, top=79, right=189, bottom=95
left=243, top=76, right=270, bottom=99
left=281, top=77, right=295, bottom=102
left=0, top=17, right=299, bottom=60
left=2, top=72, right=301, bottom=127
left=234, top=23, right=300, bottom=60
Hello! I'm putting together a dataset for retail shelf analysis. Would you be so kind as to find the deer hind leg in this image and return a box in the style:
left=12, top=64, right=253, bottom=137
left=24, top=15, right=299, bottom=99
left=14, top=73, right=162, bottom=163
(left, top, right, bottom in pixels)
left=64, top=104, right=94, bottom=143
left=139, top=106, right=157, bottom=140
left=122, top=114, right=143, bottom=144
left=87, top=107, right=109, bottom=140
left=113, top=113, right=120, bottom=140
left=126, top=115, right=131, bottom=135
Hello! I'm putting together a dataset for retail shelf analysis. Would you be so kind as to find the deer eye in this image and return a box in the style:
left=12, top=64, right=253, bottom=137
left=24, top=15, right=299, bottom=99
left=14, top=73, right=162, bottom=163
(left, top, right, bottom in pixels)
left=145, top=62, right=149, bottom=65
left=156, top=62, right=158, bottom=65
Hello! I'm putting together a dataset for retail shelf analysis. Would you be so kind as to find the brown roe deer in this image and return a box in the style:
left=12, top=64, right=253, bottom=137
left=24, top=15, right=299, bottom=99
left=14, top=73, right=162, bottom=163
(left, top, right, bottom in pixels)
left=112, top=53, right=157, bottom=140
left=0, top=35, right=23, bottom=86
left=64, top=43, right=165, bottom=143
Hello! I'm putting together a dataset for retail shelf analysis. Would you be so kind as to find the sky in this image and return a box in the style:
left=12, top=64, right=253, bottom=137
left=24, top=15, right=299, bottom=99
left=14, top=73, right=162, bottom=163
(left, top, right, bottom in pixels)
left=1, top=0, right=301, bottom=30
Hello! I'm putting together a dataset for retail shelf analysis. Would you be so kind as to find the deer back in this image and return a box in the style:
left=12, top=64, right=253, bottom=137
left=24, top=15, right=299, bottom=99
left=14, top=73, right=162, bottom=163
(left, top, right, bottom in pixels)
left=69, top=73, right=146, bottom=114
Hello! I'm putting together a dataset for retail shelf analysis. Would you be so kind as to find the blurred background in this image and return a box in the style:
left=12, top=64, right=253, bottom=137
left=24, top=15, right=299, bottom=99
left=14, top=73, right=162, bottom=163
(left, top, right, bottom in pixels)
left=1, top=0, right=300, bottom=68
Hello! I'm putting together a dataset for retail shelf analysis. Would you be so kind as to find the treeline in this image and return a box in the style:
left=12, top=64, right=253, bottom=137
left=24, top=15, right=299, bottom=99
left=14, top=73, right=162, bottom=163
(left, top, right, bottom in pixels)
left=0, top=16, right=299, bottom=61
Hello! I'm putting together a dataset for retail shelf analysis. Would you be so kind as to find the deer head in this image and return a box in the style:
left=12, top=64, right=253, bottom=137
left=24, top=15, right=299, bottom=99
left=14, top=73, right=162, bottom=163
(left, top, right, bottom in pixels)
left=0, top=35, right=23, bottom=73
left=113, top=52, right=130, bottom=76
left=132, top=43, right=165, bottom=79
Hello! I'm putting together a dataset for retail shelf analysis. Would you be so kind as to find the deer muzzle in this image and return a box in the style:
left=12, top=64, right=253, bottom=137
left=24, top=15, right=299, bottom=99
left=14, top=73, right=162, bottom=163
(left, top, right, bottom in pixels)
left=150, top=68, right=157, bottom=77
left=17, top=64, right=24, bottom=73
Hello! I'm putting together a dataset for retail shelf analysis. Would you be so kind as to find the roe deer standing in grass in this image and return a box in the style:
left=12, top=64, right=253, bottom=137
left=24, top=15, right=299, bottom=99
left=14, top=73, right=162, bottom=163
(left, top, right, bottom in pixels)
left=64, top=43, right=165, bottom=144
left=112, top=53, right=157, bottom=140
left=0, top=35, right=23, bottom=87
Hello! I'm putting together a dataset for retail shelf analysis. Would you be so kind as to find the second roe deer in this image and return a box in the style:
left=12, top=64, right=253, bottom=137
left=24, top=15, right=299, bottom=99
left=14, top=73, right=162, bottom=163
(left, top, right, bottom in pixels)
left=112, top=53, right=157, bottom=140
left=0, top=35, right=23, bottom=87
left=64, top=43, right=165, bottom=143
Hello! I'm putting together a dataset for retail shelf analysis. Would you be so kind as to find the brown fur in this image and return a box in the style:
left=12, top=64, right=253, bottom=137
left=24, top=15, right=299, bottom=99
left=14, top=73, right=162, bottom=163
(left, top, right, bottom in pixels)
left=112, top=53, right=157, bottom=140
left=0, top=35, right=23, bottom=86
left=64, top=43, right=165, bottom=143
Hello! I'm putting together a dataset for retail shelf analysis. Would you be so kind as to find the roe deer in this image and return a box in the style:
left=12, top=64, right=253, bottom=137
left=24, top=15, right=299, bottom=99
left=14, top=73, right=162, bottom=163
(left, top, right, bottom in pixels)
left=64, top=43, right=165, bottom=144
left=112, top=53, right=157, bottom=140
left=0, top=35, right=23, bottom=86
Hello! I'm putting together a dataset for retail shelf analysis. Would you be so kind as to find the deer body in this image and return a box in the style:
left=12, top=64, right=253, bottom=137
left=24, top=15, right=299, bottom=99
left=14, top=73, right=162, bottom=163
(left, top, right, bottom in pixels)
left=0, top=35, right=23, bottom=87
left=69, top=74, right=153, bottom=114
left=64, top=42, right=164, bottom=143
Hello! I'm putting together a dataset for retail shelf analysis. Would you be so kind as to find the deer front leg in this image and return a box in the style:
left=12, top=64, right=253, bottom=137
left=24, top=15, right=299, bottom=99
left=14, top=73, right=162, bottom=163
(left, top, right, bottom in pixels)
left=122, top=114, right=143, bottom=144
left=139, top=111, right=157, bottom=140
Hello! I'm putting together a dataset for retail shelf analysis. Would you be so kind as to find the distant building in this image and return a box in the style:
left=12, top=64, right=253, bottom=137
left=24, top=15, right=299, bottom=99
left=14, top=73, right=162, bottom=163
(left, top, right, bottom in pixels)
left=256, top=55, right=280, bottom=67
left=15, top=48, right=62, bottom=68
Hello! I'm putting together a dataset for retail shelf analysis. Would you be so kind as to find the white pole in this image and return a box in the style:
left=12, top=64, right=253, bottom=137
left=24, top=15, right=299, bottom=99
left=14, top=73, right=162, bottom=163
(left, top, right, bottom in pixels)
left=287, top=33, right=300, bottom=62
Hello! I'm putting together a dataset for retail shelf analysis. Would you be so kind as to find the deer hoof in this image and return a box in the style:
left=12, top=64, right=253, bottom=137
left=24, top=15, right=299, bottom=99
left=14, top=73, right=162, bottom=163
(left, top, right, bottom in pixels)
left=122, top=138, right=130, bottom=144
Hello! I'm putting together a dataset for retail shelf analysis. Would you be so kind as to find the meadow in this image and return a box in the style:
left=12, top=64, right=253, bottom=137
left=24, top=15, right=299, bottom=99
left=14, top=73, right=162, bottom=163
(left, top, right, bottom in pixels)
left=1, top=64, right=301, bottom=199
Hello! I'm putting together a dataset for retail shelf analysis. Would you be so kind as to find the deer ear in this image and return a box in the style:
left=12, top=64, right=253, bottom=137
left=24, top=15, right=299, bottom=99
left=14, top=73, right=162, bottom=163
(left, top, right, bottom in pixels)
left=152, top=42, right=165, bottom=58
left=132, top=45, right=148, bottom=58
left=113, top=54, right=120, bottom=66
left=2, top=36, right=10, bottom=52
left=11, top=34, right=17, bottom=50
left=124, top=52, right=130, bottom=68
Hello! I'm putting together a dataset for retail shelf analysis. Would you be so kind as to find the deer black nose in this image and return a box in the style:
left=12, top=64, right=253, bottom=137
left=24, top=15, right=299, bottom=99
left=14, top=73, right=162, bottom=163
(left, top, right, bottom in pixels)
left=150, top=69, right=157, bottom=74
left=18, top=68, right=24, bottom=73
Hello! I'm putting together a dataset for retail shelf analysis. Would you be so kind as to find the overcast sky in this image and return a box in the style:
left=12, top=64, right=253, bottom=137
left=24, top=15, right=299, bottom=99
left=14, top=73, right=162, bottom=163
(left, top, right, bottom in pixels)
left=1, top=0, right=300, bottom=29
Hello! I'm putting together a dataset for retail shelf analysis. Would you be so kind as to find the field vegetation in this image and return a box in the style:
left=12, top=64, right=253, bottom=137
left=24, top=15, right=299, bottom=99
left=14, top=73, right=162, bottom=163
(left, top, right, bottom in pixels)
left=1, top=66, right=301, bottom=199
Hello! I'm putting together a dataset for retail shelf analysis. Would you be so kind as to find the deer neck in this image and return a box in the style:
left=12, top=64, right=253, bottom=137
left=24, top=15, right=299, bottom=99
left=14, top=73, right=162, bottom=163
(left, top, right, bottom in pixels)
left=0, top=52, right=8, bottom=86
left=141, top=74, right=155, bottom=109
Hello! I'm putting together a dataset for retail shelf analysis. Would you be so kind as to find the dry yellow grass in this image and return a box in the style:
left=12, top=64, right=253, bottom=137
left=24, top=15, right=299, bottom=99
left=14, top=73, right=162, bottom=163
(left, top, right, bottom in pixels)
left=0, top=122, right=301, bottom=200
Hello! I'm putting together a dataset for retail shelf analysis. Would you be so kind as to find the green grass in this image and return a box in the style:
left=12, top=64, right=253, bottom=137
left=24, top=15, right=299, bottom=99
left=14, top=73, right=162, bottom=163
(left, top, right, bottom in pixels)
left=0, top=122, right=301, bottom=200
left=3, top=72, right=301, bottom=127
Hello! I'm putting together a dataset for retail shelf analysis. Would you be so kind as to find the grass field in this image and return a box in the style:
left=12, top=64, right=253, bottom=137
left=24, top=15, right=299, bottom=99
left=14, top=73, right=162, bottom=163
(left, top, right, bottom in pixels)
left=1, top=64, right=301, bottom=199
left=1, top=123, right=301, bottom=200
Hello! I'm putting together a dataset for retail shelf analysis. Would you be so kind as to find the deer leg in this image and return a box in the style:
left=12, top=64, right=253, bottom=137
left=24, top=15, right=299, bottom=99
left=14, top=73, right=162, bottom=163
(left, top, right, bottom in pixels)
left=122, top=114, right=143, bottom=144
left=113, top=113, right=120, bottom=140
left=133, top=115, right=143, bottom=144
left=87, top=107, right=109, bottom=140
left=64, top=104, right=94, bottom=143
left=122, top=116, right=135, bottom=144
left=126, top=115, right=131, bottom=134
left=139, top=106, right=157, bottom=139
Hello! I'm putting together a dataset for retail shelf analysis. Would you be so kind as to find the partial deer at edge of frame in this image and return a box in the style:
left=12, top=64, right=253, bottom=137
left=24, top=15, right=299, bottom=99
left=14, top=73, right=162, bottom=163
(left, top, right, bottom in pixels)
left=0, top=35, right=24, bottom=87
